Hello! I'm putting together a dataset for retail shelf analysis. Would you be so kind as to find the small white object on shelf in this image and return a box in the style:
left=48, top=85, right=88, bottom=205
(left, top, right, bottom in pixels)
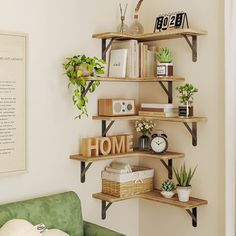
left=108, top=49, right=128, bottom=77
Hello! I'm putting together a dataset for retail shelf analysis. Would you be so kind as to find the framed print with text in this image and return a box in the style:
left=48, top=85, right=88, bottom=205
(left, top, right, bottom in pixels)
left=0, top=32, right=26, bottom=175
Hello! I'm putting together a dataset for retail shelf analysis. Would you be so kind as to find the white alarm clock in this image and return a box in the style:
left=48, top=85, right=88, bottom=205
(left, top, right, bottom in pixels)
left=150, top=131, right=168, bottom=153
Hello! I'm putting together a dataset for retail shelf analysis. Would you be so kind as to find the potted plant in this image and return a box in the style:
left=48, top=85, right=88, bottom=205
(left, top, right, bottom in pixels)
left=176, top=83, right=198, bottom=117
left=135, top=120, right=155, bottom=151
left=63, top=55, right=105, bottom=119
left=161, top=179, right=175, bottom=198
left=156, top=47, right=173, bottom=76
left=174, top=163, right=197, bottom=202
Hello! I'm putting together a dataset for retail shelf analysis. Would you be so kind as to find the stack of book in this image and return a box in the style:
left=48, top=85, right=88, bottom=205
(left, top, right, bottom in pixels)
left=108, top=40, right=158, bottom=78
left=139, top=103, right=178, bottom=117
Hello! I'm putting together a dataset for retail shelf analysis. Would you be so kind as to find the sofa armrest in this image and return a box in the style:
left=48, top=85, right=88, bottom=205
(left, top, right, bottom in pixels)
left=84, top=221, right=126, bottom=236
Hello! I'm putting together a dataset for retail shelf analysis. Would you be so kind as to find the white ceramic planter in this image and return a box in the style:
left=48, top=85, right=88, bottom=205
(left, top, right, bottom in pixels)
left=161, top=191, right=175, bottom=199
left=176, top=186, right=192, bottom=202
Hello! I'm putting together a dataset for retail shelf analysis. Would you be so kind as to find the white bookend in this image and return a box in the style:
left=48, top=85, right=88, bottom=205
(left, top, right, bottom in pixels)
left=108, top=49, right=128, bottom=78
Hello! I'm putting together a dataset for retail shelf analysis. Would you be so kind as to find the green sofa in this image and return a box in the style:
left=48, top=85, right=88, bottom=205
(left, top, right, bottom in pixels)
left=0, top=191, right=125, bottom=236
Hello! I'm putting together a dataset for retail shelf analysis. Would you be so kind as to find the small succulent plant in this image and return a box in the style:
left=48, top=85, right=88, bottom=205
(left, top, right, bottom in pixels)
left=174, top=163, right=197, bottom=187
left=161, top=179, right=175, bottom=192
left=156, top=48, right=173, bottom=63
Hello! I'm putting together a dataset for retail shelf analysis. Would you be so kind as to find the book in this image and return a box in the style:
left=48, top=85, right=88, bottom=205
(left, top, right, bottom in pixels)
left=139, top=111, right=178, bottom=117
left=140, top=103, right=177, bottom=109
left=111, top=40, right=139, bottom=78
left=140, top=107, right=179, bottom=112
left=108, top=49, right=128, bottom=78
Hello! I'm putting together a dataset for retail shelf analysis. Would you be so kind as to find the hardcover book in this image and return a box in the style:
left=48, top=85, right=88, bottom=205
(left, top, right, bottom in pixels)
left=108, top=49, right=128, bottom=78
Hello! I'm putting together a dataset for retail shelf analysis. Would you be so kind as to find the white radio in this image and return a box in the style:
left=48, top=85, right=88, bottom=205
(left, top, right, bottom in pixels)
left=98, top=99, right=136, bottom=116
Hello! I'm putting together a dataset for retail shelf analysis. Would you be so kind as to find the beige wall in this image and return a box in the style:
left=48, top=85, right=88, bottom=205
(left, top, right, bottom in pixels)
left=138, top=0, right=225, bottom=236
left=0, top=1, right=139, bottom=235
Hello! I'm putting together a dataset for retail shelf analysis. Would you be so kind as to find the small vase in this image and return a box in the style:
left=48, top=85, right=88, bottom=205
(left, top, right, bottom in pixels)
left=178, top=102, right=194, bottom=117
left=129, top=14, right=144, bottom=34
left=139, top=134, right=150, bottom=151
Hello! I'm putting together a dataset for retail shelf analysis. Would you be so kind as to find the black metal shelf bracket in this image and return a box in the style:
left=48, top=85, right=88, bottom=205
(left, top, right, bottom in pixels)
left=186, top=207, right=197, bottom=227
left=102, top=201, right=112, bottom=220
left=102, top=120, right=115, bottom=137
left=81, top=81, right=95, bottom=97
left=158, top=81, right=173, bottom=104
left=160, top=159, right=173, bottom=179
left=183, top=35, right=197, bottom=62
left=183, top=122, right=197, bottom=146
left=102, top=39, right=114, bottom=61
left=81, top=162, right=92, bottom=183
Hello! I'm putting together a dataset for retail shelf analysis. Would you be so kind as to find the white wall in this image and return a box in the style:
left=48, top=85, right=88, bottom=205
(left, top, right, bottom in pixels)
left=139, top=0, right=225, bottom=236
left=0, top=1, right=139, bottom=235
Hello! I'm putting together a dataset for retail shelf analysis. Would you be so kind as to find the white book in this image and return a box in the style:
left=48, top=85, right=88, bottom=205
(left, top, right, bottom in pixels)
left=108, top=49, right=128, bottom=78
left=141, top=103, right=177, bottom=109
left=146, top=50, right=155, bottom=77
left=111, top=40, right=138, bottom=78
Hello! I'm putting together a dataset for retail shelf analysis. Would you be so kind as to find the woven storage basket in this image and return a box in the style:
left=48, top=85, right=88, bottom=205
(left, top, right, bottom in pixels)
left=102, top=166, right=154, bottom=197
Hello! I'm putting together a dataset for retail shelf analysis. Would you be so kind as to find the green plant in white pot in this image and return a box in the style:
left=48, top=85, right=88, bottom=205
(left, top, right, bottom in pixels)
left=161, top=179, right=176, bottom=199
left=176, top=83, right=198, bottom=117
left=63, top=55, right=105, bottom=119
left=156, top=48, right=173, bottom=76
left=174, top=163, right=197, bottom=202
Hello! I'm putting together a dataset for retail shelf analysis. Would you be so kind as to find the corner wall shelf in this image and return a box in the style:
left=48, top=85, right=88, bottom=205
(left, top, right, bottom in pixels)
left=92, top=189, right=208, bottom=227
left=93, top=115, right=207, bottom=146
left=70, top=151, right=184, bottom=183
left=82, top=76, right=185, bottom=104
left=93, top=28, right=208, bottom=62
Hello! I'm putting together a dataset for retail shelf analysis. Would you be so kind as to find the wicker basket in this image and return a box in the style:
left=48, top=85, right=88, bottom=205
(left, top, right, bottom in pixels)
left=102, top=166, right=154, bottom=197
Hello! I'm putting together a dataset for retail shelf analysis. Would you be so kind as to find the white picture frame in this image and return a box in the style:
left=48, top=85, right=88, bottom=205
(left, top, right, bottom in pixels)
left=0, top=31, right=27, bottom=176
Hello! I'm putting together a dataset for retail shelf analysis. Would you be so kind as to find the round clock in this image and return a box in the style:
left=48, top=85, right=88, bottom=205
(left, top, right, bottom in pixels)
left=150, top=132, right=168, bottom=153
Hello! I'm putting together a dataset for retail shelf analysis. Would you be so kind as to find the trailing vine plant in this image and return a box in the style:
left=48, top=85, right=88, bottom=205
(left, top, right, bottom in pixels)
left=63, top=55, right=105, bottom=119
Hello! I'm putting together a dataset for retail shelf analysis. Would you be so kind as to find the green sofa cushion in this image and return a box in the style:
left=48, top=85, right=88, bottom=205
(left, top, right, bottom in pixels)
left=84, top=221, right=126, bottom=236
left=0, top=191, right=83, bottom=236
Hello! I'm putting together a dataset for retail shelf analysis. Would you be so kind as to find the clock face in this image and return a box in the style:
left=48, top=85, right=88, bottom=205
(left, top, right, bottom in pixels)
left=151, top=136, right=168, bottom=153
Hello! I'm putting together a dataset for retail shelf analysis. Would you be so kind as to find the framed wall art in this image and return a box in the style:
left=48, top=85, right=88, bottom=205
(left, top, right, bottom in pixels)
left=0, top=32, right=27, bottom=175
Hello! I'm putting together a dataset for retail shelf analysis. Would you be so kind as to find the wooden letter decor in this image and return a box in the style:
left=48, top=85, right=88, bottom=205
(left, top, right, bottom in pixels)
left=80, top=135, right=133, bottom=157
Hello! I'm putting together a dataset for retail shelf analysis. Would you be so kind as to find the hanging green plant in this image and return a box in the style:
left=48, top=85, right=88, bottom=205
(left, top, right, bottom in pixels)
left=63, top=55, right=106, bottom=119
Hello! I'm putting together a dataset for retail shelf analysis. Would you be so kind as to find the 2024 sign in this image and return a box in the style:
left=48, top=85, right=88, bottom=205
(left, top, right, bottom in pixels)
left=154, top=12, right=189, bottom=32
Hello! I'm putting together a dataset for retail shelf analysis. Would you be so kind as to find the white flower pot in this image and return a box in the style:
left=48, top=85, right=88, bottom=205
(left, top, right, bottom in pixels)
left=161, top=191, right=175, bottom=198
left=176, top=186, right=192, bottom=202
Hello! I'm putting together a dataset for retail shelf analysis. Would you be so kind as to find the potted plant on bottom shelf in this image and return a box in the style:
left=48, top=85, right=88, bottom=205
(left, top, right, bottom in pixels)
left=161, top=179, right=176, bottom=198
left=156, top=47, right=173, bottom=76
left=135, top=120, right=155, bottom=151
left=174, top=163, right=197, bottom=202
left=63, top=55, right=105, bottom=119
left=176, top=83, right=198, bottom=117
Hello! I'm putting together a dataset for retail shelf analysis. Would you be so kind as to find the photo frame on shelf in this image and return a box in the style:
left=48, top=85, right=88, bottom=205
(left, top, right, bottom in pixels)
left=154, top=11, right=189, bottom=32
left=0, top=32, right=27, bottom=176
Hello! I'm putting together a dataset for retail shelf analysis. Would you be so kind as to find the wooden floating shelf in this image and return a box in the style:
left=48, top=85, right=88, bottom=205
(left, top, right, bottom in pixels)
left=92, top=28, right=207, bottom=42
left=93, top=189, right=208, bottom=209
left=93, top=190, right=207, bottom=227
left=85, top=76, right=185, bottom=82
left=70, top=150, right=184, bottom=162
left=93, top=115, right=208, bottom=123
